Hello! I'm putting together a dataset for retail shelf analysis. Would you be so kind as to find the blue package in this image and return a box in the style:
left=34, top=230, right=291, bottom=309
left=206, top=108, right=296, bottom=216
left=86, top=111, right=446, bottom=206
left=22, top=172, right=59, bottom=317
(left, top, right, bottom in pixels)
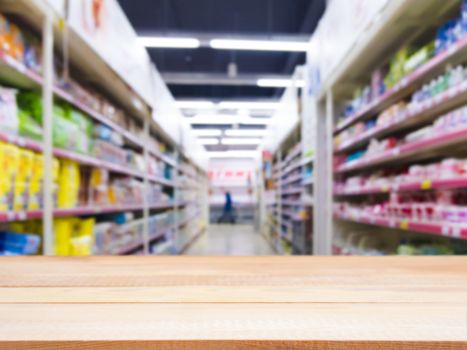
left=0, top=231, right=40, bottom=255
left=435, top=19, right=457, bottom=54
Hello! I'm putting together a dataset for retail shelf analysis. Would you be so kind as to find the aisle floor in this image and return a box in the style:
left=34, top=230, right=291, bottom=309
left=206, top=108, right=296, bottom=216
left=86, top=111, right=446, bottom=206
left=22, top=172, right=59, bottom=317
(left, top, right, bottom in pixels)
left=185, top=224, right=275, bottom=256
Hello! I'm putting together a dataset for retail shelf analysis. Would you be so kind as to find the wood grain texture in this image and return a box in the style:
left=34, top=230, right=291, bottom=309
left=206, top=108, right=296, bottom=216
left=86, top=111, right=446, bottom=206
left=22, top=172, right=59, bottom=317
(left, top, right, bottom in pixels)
left=0, top=256, right=466, bottom=349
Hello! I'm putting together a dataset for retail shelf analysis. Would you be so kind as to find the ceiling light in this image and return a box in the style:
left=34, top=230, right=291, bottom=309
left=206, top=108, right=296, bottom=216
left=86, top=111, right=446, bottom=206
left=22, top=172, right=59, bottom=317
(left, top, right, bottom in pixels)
left=175, top=100, right=216, bottom=109
left=138, top=37, right=200, bottom=48
left=218, top=101, right=279, bottom=110
left=188, top=114, right=272, bottom=126
left=221, top=138, right=262, bottom=145
left=224, top=129, right=267, bottom=137
left=198, top=138, right=219, bottom=145
left=207, top=151, right=259, bottom=159
left=257, top=78, right=305, bottom=88
left=188, top=114, right=245, bottom=125
left=240, top=118, right=272, bottom=125
left=210, top=39, right=308, bottom=52
left=191, top=129, right=223, bottom=137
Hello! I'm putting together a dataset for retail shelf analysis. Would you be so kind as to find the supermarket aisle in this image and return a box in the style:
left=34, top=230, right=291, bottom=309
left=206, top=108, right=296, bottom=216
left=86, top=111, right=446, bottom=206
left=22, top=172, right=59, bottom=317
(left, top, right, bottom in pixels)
left=185, top=225, right=275, bottom=255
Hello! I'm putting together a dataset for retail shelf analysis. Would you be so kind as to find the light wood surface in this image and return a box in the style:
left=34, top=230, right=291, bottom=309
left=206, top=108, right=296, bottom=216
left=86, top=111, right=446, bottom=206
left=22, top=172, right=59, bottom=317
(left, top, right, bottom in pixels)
left=0, top=256, right=466, bottom=349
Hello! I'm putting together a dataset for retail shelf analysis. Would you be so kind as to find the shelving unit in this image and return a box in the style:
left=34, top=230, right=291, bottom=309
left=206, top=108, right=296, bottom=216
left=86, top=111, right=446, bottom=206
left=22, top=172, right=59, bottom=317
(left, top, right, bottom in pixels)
left=0, top=0, right=208, bottom=256
left=307, top=0, right=467, bottom=255
left=262, top=84, right=315, bottom=254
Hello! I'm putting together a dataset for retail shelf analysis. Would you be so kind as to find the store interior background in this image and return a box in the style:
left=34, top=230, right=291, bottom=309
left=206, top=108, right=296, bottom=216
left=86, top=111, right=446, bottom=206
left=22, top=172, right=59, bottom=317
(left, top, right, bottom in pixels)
left=0, top=0, right=466, bottom=257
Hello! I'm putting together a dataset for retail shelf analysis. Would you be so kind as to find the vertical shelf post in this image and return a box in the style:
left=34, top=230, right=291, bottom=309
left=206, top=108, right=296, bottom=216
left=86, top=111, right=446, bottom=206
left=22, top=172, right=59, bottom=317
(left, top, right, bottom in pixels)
left=313, top=90, right=333, bottom=255
left=142, top=118, right=150, bottom=255
left=41, top=8, right=54, bottom=255
left=173, top=150, right=180, bottom=254
left=277, top=149, right=282, bottom=253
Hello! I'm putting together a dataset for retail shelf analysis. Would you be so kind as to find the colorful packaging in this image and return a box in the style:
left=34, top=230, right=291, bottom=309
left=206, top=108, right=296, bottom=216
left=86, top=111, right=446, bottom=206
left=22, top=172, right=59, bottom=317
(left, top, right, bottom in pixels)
left=57, top=159, right=80, bottom=209
left=0, top=88, right=18, bottom=134
left=13, top=149, right=34, bottom=211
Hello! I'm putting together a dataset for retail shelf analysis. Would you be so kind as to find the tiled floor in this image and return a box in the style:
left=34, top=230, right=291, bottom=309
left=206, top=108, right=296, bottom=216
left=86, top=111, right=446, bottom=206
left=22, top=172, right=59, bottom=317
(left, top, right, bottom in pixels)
left=185, top=224, right=276, bottom=256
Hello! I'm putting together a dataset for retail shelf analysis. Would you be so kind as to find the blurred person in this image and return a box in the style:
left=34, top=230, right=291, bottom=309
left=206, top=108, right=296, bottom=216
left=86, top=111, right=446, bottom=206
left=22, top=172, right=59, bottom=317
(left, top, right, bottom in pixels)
left=218, top=191, right=235, bottom=224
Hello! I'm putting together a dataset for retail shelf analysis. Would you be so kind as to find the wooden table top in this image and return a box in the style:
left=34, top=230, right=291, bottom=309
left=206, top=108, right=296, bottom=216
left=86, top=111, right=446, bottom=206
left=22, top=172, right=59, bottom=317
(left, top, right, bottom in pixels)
left=0, top=256, right=466, bottom=349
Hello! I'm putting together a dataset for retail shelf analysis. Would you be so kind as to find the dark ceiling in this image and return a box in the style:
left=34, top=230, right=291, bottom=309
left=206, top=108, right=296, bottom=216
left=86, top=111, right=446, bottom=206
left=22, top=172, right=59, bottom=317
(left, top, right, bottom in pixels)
left=118, top=0, right=326, bottom=100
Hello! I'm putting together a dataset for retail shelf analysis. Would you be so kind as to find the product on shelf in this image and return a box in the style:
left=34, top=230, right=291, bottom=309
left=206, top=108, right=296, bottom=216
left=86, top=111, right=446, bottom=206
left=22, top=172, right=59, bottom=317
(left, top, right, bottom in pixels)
left=54, top=217, right=94, bottom=256
left=93, top=211, right=174, bottom=255
left=0, top=230, right=40, bottom=255
left=57, top=159, right=80, bottom=209
left=337, top=0, right=467, bottom=126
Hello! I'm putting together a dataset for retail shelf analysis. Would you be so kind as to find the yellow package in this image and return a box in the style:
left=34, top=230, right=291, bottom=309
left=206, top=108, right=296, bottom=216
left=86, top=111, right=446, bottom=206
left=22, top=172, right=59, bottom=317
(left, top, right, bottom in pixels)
left=0, top=143, right=19, bottom=211
left=70, top=235, right=93, bottom=256
left=13, top=149, right=34, bottom=210
left=57, top=159, right=80, bottom=209
left=71, top=218, right=94, bottom=256
left=27, top=180, right=41, bottom=210
left=30, top=153, right=43, bottom=182
left=54, top=217, right=79, bottom=256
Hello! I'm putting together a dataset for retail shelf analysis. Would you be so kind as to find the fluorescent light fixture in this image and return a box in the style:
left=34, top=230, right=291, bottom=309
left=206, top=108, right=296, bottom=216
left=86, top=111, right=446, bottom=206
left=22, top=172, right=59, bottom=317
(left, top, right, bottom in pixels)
left=138, top=36, right=200, bottom=48
left=240, top=118, right=272, bottom=125
left=218, top=101, right=279, bottom=110
left=210, top=39, right=308, bottom=52
left=189, top=114, right=244, bottom=125
left=198, top=138, right=219, bottom=145
left=188, top=114, right=271, bottom=125
left=208, top=151, right=259, bottom=158
left=175, top=100, right=216, bottom=109
left=221, top=138, right=262, bottom=145
left=257, top=78, right=305, bottom=88
left=191, top=129, right=223, bottom=137
left=225, top=129, right=267, bottom=137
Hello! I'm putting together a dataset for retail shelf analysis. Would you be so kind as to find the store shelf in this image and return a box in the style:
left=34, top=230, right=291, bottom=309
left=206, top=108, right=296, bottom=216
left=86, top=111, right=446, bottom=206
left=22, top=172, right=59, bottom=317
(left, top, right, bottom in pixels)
left=302, top=177, right=314, bottom=186
left=281, top=174, right=303, bottom=186
left=0, top=130, right=177, bottom=187
left=281, top=187, right=303, bottom=195
left=335, top=177, right=467, bottom=196
left=0, top=51, right=42, bottom=89
left=334, top=211, right=467, bottom=240
left=119, top=213, right=200, bottom=255
left=0, top=202, right=179, bottom=223
left=333, top=35, right=467, bottom=134
left=282, top=145, right=302, bottom=166
left=301, top=156, right=314, bottom=165
left=282, top=200, right=305, bottom=206
left=282, top=161, right=303, bottom=176
left=0, top=210, right=43, bottom=222
left=53, top=88, right=144, bottom=148
left=337, top=126, right=467, bottom=174
left=0, top=47, right=182, bottom=172
left=335, top=80, right=467, bottom=154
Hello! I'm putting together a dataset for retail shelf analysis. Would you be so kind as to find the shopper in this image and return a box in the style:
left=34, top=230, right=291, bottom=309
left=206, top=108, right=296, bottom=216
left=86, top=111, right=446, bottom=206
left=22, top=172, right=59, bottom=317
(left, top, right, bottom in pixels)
left=218, top=191, right=236, bottom=224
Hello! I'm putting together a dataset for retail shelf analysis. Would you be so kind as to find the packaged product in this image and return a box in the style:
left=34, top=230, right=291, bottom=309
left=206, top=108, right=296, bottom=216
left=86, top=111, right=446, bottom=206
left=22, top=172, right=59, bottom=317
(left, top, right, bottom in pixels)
left=16, top=91, right=42, bottom=123
left=54, top=217, right=75, bottom=255
left=93, top=222, right=113, bottom=254
left=0, top=88, right=18, bottom=134
left=70, top=218, right=94, bottom=256
left=22, top=31, right=41, bottom=72
left=0, top=143, right=19, bottom=211
left=0, top=231, right=40, bottom=255
left=27, top=153, right=48, bottom=210
left=57, top=159, right=80, bottom=209
left=403, top=42, right=434, bottom=74
left=17, top=108, right=42, bottom=140
left=53, top=105, right=80, bottom=151
left=5, top=23, right=24, bottom=61
left=13, top=149, right=34, bottom=211
left=385, top=47, right=412, bottom=88
left=0, top=14, right=9, bottom=52
left=89, top=168, right=109, bottom=206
